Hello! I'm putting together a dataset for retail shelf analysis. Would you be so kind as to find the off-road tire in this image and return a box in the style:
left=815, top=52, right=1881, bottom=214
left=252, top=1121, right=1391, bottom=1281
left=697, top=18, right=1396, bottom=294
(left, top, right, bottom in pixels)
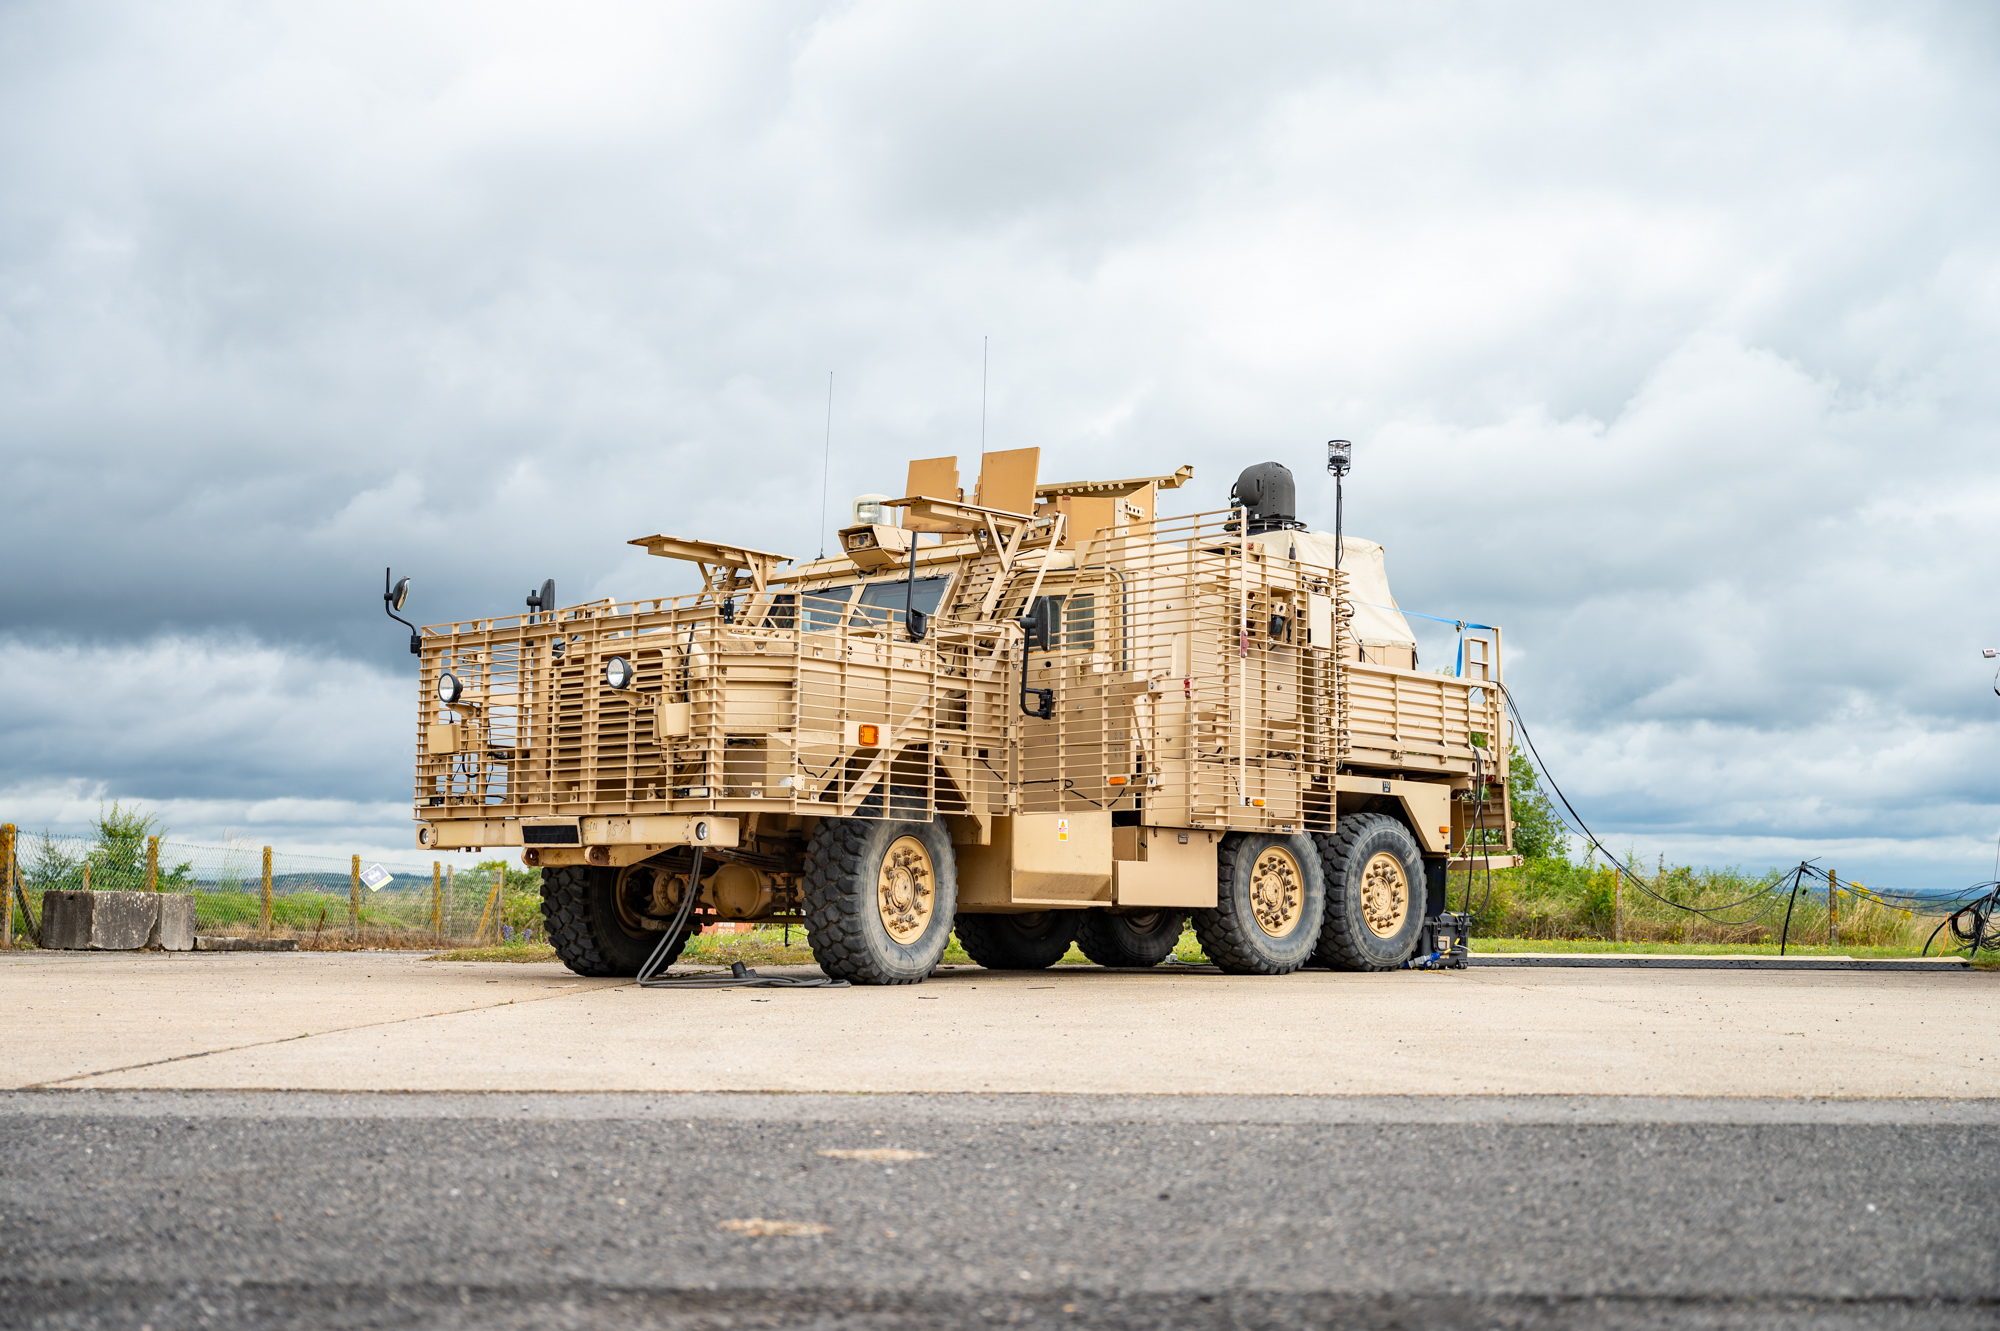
left=540, top=864, right=692, bottom=978
left=1190, top=832, right=1324, bottom=975
left=802, top=816, right=958, bottom=985
left=1076, top=908, right=1186, bottom=968
left=956, top=911, right=1079, bottom=970
left=1313, top=813, right=1427, bottom=971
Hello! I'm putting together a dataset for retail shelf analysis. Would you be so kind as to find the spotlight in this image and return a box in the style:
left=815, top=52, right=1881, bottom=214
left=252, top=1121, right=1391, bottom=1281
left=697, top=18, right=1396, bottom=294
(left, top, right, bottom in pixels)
left=436, top=672, right=463, bottom=705
left=604, top=656, right=635, bottom=690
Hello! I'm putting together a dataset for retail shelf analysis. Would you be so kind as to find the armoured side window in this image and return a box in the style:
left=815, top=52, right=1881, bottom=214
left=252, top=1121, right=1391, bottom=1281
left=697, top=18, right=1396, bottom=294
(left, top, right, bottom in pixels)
left=1063, top=594, right=1096, bottom=651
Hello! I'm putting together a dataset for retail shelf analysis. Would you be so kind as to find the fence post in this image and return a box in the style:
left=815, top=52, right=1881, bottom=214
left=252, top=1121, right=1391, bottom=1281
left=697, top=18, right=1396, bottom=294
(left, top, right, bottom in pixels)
left=350, top=855, right=361, bottom=939
left=1612, top=867, right=1622, bottom=943
left=446, top=864, right=454, bottom=936
left=1, top=825, right=13, bottom=948
left=261, top=847, right=273, bottom=936
left=475, top=866, right=505, bottom=944
left=145, top=835, right=159, bottom=892
left=1829, top=868, right=1839, bottom=948
left=431, top=862, right=442, bottom=940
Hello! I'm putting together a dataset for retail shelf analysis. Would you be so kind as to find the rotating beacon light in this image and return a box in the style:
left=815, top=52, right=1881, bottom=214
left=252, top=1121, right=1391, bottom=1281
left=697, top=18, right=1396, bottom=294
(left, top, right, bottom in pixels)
left=1325, top=440, right=1353, bottom=571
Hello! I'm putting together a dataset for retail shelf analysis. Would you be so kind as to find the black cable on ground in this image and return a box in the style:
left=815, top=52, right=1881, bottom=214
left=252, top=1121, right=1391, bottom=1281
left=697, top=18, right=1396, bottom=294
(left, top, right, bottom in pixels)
left=645, top=958, right=851, bottom=988
left=635, top=847, right=848, bottom=989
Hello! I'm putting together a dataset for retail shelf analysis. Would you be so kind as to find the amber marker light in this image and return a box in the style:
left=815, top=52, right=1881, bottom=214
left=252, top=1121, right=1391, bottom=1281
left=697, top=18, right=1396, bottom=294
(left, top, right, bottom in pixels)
left=858, top=724, right=880, bottom=746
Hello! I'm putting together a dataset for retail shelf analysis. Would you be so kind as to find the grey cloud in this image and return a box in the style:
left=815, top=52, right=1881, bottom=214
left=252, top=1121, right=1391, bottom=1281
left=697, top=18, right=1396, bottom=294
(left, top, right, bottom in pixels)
left=2, top=1, right=1997, bottom=885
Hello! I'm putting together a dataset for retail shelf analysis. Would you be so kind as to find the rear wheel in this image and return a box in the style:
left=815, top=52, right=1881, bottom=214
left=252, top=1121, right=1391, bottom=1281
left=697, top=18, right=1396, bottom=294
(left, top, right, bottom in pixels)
left=956, top=911, right=1079, bottom=970
left=540, top=864, right=696, bottom=978
left=1076, top=909, right=1185, bottom=968
left=801, top=816, right=958, bottom=984
left=1313, top=813, right=1426, bottom=971
left=1190, top=832, right=1324, bottom=974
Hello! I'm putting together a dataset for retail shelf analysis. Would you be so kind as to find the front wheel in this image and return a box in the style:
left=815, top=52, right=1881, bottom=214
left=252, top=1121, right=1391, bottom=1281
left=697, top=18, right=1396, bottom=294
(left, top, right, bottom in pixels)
left=540, top=864, right=696, bottom=977
left=802, top=816, right=958, bottom=984
left=1190, top=832, right=1324, bottom=975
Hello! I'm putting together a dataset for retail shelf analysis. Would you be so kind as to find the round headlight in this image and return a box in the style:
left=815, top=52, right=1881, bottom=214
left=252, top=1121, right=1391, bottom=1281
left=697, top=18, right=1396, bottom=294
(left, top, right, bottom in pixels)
left=604, top=655, right=635, bottom=690
left=436, top=672, right=462, bottom=705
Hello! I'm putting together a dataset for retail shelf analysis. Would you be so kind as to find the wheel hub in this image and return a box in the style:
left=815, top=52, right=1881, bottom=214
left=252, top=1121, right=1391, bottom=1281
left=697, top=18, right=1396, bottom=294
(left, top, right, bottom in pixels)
left=1359, top=852, right=1409, bottom=937
left=1249, top=846, right=1305, bottom=938
left=878, top=836, right=935, bottom=944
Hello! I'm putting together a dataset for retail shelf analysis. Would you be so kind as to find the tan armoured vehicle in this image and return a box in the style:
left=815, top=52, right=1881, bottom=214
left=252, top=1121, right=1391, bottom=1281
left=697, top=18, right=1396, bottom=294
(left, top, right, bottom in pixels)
left=412, top=450, right=1515, bottom=983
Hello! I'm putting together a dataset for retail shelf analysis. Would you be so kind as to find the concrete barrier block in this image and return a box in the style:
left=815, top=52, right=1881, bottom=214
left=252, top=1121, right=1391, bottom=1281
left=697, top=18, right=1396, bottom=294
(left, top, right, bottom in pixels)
left=86, top=891, right=158, bottom=950
left=36, top=890, right=162, bottom=950
left=40, top=890, right=92, bottom=950
left=153, top=895, right=196, bottom=951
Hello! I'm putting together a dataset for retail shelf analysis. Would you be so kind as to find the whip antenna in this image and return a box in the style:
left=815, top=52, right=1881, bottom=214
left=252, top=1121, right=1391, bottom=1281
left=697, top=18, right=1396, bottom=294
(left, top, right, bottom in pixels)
left=818, top=371, right=833, bottom=561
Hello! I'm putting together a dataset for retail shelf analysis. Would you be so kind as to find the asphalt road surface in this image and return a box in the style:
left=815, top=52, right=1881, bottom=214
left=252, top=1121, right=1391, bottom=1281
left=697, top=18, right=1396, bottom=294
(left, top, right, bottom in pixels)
left=3, top=1091, right=1995, bottom=1329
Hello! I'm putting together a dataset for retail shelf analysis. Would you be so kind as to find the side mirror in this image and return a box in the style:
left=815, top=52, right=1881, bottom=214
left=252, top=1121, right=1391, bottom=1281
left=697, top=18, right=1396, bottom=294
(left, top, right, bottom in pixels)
left=526, top=578, right=556, bottom=618
left=383, top=567, right=420, bottom=656
left=1023, top=596, right=1060, bottom=651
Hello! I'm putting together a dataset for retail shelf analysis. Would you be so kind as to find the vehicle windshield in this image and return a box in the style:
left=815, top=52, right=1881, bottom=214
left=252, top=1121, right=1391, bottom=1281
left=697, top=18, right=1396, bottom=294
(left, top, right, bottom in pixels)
left=794, top=584, right=858, bottom=633
left=853, top=576, right=953, bottom=629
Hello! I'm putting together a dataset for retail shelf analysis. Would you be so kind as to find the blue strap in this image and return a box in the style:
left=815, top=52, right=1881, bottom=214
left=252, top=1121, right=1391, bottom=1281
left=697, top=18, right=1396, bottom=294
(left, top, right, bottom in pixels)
left=1352, top=601, right=1496, bottom=677
left=1356, top=600, right=1496, bottom=632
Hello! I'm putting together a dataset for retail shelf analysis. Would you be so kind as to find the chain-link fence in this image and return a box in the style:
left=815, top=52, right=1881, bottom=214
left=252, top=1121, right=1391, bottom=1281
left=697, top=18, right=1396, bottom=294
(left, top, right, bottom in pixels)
left=2, top=826, right=520, bottom=949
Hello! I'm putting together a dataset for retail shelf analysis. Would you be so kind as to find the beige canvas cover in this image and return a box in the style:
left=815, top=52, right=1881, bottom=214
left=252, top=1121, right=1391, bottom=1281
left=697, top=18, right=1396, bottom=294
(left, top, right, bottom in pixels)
left=1251, top=529, right=1416, bottom=650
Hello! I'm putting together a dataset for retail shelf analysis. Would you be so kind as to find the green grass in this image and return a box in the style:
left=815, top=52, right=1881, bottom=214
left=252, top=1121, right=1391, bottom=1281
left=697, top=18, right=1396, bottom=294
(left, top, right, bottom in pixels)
left=429, top=942, right=558, bottom=962
left=1470, top=937, right=1946, bottom=958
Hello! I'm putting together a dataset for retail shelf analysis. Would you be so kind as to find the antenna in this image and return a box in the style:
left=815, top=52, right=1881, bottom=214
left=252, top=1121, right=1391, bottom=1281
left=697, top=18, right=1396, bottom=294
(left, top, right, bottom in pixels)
left=980, top=335, right=988, bottom=451
left=818, top=371, right=833, bottom=561
left=1326, top=439, right=1353, bottom=571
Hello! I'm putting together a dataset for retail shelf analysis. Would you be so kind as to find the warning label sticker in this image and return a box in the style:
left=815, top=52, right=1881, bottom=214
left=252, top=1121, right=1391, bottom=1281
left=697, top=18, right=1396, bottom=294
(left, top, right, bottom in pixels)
left=1057, top=818, right=1069, bottom=842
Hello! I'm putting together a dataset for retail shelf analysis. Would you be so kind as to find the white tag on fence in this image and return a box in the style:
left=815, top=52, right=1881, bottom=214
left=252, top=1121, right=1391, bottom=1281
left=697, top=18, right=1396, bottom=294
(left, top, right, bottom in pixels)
left=360, top=863, right=393, bottom=892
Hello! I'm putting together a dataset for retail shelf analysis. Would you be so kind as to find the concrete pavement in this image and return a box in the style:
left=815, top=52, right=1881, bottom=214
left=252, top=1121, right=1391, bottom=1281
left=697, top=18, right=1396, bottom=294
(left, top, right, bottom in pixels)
left=4, top=949, right=1994, bottom=1097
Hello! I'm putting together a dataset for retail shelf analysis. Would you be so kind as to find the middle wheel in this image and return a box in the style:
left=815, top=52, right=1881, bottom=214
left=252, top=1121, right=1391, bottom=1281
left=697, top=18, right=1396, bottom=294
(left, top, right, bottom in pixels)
left=1190, top=831, right=1325, bottom=974
left=954, top=911, right=1079, bottom=971
left=1076, top=908, right=1186, bottom=968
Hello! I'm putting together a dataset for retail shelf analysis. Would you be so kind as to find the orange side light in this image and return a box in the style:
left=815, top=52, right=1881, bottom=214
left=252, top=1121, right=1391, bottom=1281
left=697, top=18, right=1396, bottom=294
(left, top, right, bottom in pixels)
left=1107, top=775, right=1128, bottom=786
left=858, top=723, right=880, bottom=747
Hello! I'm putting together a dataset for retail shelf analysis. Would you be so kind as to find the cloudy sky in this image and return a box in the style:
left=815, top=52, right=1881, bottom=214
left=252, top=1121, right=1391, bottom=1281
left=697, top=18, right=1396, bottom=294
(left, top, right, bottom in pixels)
left=3, top=1, right=1996, bottom=887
